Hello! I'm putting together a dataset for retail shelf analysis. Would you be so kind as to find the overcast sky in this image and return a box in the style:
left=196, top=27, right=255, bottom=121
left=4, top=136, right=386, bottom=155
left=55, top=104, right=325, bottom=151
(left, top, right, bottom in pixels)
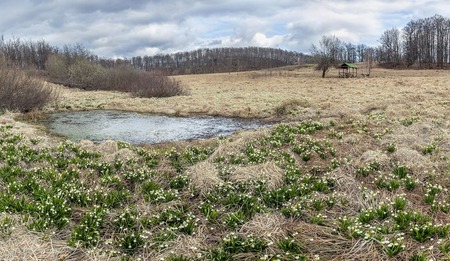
left=1, top=0, right=449, bottom=58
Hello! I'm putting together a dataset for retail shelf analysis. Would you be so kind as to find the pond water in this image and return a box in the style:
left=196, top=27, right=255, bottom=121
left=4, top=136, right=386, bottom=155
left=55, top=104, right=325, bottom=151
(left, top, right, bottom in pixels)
left=43, top=110, right=265, bottom=144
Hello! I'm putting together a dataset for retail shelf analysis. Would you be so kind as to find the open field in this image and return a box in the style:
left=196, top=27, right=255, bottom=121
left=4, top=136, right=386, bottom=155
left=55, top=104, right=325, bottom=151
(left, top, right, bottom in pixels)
left=0, top=67, right=450, bottom=260
left=52, top=67, right=450, bottom=122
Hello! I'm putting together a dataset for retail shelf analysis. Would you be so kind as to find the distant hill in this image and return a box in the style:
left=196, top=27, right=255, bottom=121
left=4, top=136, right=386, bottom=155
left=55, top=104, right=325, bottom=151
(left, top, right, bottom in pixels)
left=0, top=38, right=308, bottom=75
left=125, top=47, right=307, bottom=75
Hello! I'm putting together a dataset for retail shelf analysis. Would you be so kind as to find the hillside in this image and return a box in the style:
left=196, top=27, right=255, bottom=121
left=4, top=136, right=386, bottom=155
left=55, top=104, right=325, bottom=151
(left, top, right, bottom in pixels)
left=0, top=67, right=449, bottom=260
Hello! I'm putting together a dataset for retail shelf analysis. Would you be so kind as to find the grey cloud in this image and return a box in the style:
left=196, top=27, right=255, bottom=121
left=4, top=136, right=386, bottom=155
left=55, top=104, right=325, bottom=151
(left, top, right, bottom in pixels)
left=1, top=0, right=450, bottom=58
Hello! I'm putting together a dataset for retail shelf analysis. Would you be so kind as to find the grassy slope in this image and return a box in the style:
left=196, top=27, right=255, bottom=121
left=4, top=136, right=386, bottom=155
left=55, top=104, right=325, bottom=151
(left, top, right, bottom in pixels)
left=0, top=67, right=449, bottom=260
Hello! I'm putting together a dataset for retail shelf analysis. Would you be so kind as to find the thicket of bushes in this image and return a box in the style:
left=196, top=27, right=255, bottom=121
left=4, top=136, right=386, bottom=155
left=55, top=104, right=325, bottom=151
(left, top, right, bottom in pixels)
left=0, top=57, right=55, bottom=113
left=0, top=39, right=187, bottom=112
left=45, top=54, right=186, bottom=97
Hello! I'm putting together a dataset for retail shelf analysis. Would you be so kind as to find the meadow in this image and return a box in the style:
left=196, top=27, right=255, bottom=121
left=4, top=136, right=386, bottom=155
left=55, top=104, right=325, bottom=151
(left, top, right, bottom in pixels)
left=0, top=66, right=449, bottom=260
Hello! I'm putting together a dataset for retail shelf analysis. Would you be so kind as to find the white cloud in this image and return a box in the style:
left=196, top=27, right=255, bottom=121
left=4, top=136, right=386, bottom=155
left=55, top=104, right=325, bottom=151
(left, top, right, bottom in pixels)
left=252, top=33, right=286, bottom=47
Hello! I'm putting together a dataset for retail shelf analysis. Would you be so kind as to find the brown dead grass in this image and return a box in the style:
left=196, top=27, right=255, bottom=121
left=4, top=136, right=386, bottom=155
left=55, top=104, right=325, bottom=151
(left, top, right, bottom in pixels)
left=291, top=222, right=379, bottom=260
left=45, top=67, right=450, bottom=123
left=186, top=161, right=223, bottom=195
left=231, top=161, right=284, bottom=190
left=239, top=213, right=289, bottom=239
left=0, top=225, right=84, bottom=261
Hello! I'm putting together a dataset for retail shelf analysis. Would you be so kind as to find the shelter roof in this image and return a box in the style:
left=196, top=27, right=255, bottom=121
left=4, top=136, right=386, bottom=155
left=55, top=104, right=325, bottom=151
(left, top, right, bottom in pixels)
left=339, top=63, right=358, bottom=68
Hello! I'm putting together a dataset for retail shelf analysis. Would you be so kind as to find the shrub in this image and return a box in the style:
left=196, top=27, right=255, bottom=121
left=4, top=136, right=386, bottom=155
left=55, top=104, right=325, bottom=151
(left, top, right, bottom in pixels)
left=46, top=54, right=186, bottom=98
left=0, top=62, right=55, bottom=112
left=67, top=58, right=106, bottom=89
left=105, top=67, right=186, bottom=98
left=45, top=54, right=69, bottom=83
left=46, top=55, right=106, bottom=90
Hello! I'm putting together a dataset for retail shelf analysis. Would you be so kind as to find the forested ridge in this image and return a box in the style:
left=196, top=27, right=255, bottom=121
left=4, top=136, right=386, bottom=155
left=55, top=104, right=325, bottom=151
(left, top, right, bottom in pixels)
left=126, top=47, right=305, bottom=74
left=0, top=39, right=305, bottom=75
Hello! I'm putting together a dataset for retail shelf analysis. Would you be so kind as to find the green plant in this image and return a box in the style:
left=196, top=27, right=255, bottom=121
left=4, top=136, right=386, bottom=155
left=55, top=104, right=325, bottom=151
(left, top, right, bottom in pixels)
left=311, top=213, right=326, bottom=225
left=169, top=175, right=190, bottom=190
left=392, top=165, right=408, bottom=179
left=151, top=207, right=197, bottom=235
left=0, top=216, right=14, bottom=238
left=152, top=230, right=176, bottom=250
left=437, top=224, right=449, bottom=238
left=409, top=252, right=427, bottom=261
left=440, top=240, right=450, bottom=254
left=387, top=143, right=397, bottom=153
left=223, top=211, right=247, bottom=229
left=198, top=202, right=220, bottom=222
left=103, top=189, right=130, bottom=208
left=29, top=194, right=72, bottom=231
left=207, top=248, right=234, bottom=261
left=70, top=207, right=105, bottom=247
left=421, top=142, right=437, bottom=155
left=404, top=177, right=417, bottom=191
left=392, top=195, right=408, bottom=211
left=114, top=208, right=140, bottom=232
left=393, top=211, right=413, bottom=230
left=375, top=204, right=390, bottom=220
left=277, top=237, right=303, bottom=254
left=381, top=235, right=405, bottom=257
left=410, top=223, right=436, bottom=242
left=281, top=200, right=304, bottom=219
left=221, top=233, right=267, bottom=254
left=144, top=187, right=179, bottom=204
left=118, top=231, right=145, bottom=253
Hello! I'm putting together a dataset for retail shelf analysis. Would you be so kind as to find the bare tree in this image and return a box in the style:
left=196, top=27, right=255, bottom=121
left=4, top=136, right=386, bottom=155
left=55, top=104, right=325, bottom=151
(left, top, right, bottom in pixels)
left=378, top=28, right=402, bottom=67
left=311, top=35, right=343, bottom=78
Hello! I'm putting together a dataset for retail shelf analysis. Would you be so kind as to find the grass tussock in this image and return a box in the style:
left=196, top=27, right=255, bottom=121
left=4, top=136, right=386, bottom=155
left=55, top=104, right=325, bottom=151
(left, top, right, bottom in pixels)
left=231, top=161, right=284, bottom=189
left=274, top=98, right=310, bottom=116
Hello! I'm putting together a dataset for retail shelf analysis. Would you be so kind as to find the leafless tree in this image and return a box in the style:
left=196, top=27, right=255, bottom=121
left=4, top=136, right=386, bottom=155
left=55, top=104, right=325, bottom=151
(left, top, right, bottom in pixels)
left=311, top=35, right=343, bottom=78
left=378, top=28, right=402, bottom=67
left=378, top=14, right=450, bottom=69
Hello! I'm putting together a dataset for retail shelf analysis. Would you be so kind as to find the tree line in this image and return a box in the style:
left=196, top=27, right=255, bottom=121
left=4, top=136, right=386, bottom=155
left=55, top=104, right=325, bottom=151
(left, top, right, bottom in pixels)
left=0, top=38, right=306, bottom=75
left=377, top=14, right=450, bottom=68
left=127, top=47, right=305, bottom=74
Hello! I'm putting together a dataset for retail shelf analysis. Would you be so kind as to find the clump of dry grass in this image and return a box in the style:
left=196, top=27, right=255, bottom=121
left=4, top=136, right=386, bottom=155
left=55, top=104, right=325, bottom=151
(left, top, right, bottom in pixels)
left=239, top=213, right=289, bottom=239
left=392, top=148, right=433, bottom=175
left=356, top=150, right=390, bottom=169
left=0, top=225, right=84, bottom=260
left=79, top=140, right=118, bottom=155
left=291, top=222, right=388, bottom=260
left=150, top=225, right=211, bottom=260
left=186, top=161, right=222, bottom=195
left=210, top=130, right=268, bottom=160
left=274, top=98, right=310, bottom=116
left=231, top=161, right=284, bottom=189
left=331, top=165, right=365, bottom=212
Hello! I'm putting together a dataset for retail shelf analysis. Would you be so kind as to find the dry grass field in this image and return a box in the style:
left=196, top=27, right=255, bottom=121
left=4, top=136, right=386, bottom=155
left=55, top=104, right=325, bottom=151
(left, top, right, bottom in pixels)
left=52, top=66, right=450, bottom=121
left=0, top=67, right=450, bottom=260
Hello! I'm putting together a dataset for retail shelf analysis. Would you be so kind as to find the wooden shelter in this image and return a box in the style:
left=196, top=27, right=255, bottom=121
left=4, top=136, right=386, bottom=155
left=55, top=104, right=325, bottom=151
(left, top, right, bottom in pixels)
left=339, top=63, right=358, bottom=78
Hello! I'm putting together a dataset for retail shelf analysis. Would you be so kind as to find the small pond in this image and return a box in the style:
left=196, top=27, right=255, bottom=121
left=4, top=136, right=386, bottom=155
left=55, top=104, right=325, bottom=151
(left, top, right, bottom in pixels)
left=43, top=110, right=266, bottom=144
